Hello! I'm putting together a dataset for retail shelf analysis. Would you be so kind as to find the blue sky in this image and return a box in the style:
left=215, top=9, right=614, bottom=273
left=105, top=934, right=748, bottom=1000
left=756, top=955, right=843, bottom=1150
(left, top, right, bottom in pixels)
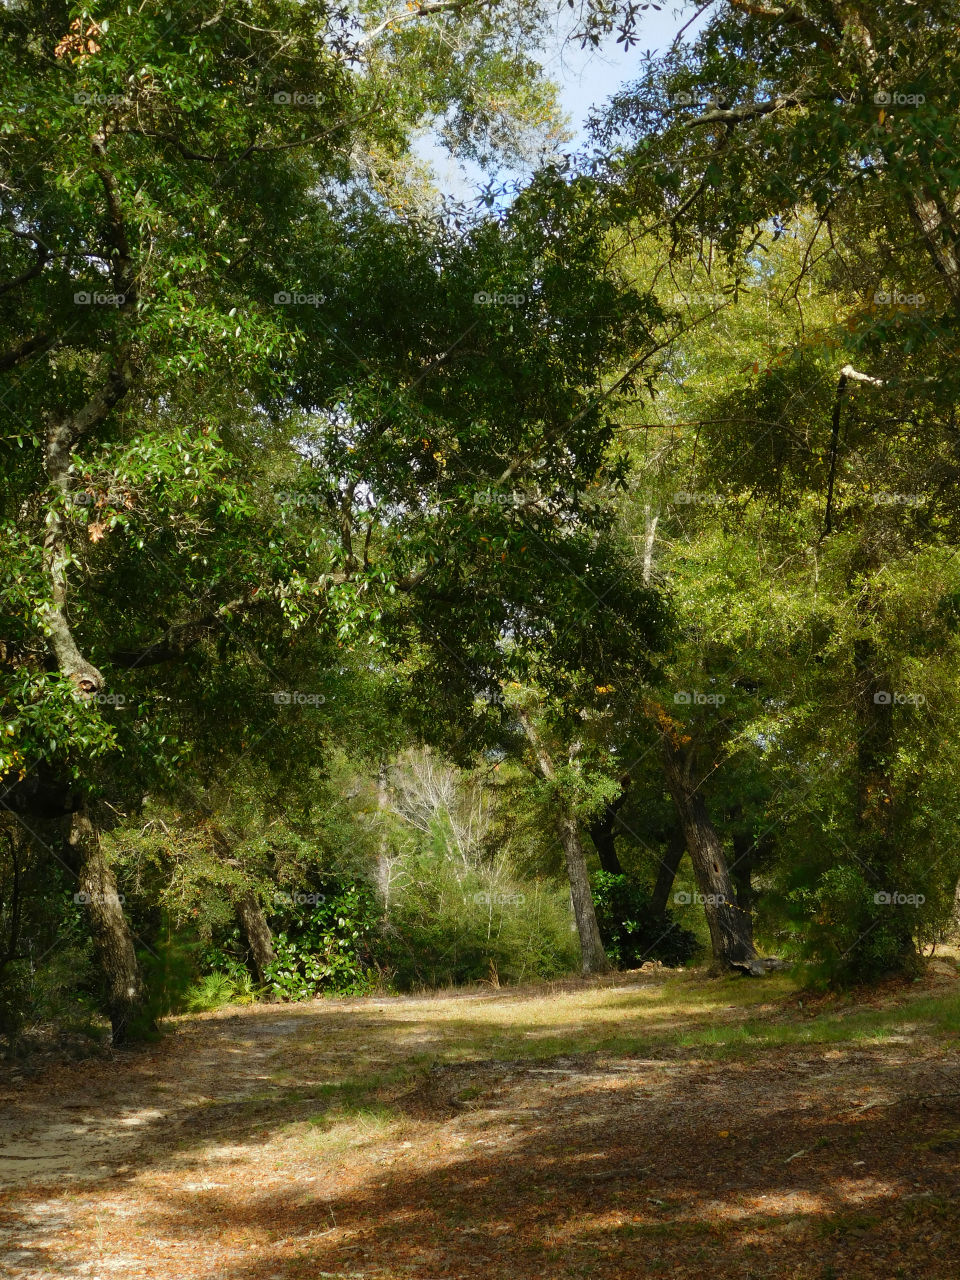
left=418, top=2, right=711, bottom=197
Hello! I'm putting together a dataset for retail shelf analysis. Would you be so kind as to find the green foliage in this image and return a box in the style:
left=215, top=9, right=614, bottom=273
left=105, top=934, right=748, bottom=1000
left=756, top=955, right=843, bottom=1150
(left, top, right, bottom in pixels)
left=265, top=883, right=382, bottom=1000
left=591, top=871, right=699, bottom=969
left=132, top=925, right=205, bottom=1033
left=784, top=865, right=927, bottom=989
left=185, top=962, right=257, bottom=1013
left=382, top=857, right=577, bottom=989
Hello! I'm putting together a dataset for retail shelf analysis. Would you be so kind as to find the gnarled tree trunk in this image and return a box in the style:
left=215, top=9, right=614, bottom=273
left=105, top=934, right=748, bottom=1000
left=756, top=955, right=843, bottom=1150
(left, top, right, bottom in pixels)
left=234, top=890, right=276, bottom=985
left=660, top=737, right=759, bottom=973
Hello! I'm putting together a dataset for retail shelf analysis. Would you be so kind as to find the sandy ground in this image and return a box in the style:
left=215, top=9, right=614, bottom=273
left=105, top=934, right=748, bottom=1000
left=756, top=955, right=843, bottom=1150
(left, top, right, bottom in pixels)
left=1, top=971, right=959, bottom=1279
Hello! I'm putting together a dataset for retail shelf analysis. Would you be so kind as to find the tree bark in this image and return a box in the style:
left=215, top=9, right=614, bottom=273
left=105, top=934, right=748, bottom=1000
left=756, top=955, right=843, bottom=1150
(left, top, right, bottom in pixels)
left=650, top=823, right=686, bottom=916
left=518, top=710, right=609, bottom=975
left=660, top=737, right=759, bottom=972
left=588, top=779, right=629, bottom=876
left=730, top=832, right=755, bottom=950
left=558, top=806, right=611, bottom=974
left=70, top=807, right=147, bottom=1045
left=234, top=890, right=276, bottom=985
left=852, top=632, right=917, bottom=969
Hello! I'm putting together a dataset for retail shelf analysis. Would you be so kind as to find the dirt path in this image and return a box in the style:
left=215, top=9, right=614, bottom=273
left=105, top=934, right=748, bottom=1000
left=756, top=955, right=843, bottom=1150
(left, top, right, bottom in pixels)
left=1, top=972, right=959, bottom=1279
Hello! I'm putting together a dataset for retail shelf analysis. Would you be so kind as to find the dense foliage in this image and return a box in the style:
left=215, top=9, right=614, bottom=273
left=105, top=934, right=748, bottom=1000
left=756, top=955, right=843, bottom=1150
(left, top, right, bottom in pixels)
left=3, top=0, right=960, bottom=1048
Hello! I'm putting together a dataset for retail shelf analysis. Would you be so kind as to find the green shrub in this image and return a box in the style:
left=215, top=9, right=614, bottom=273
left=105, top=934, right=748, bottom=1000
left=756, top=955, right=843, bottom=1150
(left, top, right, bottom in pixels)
left=591, top=871, right=699, bottom=968
left=185, top=962, right=257, bottom=1012
left=264, top=881, right=382, bottom=1000
left=786, top=864, right=924, bottom=987
left=381, top=856, right=578, bottom=989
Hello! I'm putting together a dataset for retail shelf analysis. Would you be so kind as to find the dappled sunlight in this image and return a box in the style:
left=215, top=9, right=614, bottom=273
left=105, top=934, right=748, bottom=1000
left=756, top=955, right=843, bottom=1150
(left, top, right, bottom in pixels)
left=2, top=971, right=957, bottom=1278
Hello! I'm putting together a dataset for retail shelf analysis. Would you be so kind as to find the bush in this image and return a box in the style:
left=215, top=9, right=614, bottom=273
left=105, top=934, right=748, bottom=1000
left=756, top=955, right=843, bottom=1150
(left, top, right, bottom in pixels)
left=591, top=871, right=699, bottom=968
left=786, top=864, right=924, bottom=987
left=264, top=881, right=382, bottom=1000
left=185, top=962, right=257, bottom=1012
left=382, top=855, right=578, bottom=989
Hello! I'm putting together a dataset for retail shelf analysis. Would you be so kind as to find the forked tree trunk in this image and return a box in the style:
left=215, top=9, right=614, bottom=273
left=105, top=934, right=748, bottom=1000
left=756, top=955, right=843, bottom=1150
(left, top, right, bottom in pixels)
left=660, top=740, right=759, bottom=973
left=588, top=781, right=629, bottom=876
left=235, top=890, right=276, bottom=985
left=650, top=824, right=686, bottom=916
left=518, top=710, right=609, bottom=975
left=70, top=808, right=147, bottom=1045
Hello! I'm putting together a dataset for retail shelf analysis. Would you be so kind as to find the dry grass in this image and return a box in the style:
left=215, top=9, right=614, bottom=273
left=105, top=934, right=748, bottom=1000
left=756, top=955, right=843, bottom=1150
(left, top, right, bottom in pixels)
left=1, top=963, right=959, bottom=1279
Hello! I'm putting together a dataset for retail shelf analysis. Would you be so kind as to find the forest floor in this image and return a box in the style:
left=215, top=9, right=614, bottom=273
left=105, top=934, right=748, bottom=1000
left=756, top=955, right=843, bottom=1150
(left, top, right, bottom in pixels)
left=1, top=962, right=960, bottom=1280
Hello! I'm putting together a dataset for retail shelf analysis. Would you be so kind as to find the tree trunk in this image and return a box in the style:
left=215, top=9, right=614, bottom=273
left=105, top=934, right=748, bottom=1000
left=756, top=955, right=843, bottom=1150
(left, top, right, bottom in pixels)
left=588, top=781, right=629, bottom=876
left=852, top=633, right=917, bottom=969
left=235, top=890, right=276, bottom=985
left=558, top=805, right=611, bottom=974
left=70, top=807, right=147, bottom=1045
left=650, top=824, right=685, bottom=916
left=518, top=709, right=610, bottom=975
left=660, top=739, right=759, bottom=972
left=730, top=832, right=755, bottom=950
